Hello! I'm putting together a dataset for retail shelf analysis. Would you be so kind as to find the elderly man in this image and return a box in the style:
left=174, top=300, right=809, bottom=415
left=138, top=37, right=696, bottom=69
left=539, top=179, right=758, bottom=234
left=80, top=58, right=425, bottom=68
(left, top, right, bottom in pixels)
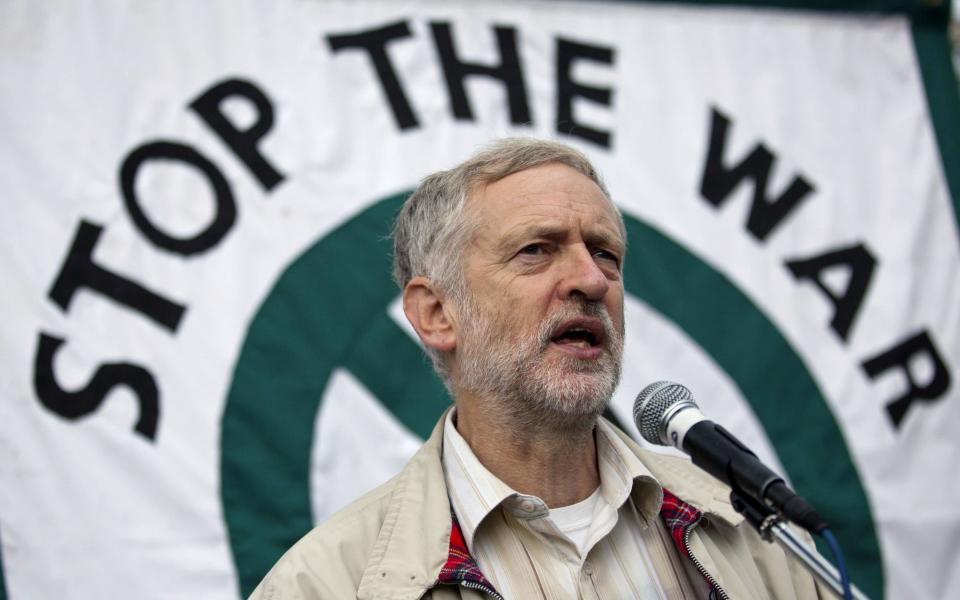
left=251, top=138, right=825, bottom=599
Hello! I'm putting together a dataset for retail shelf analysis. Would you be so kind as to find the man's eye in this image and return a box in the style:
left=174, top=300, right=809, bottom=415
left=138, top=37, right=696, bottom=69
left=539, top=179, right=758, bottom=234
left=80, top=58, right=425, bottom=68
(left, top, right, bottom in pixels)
left=519, top=244, right=544, bottom=255
left=593, top=249, right=620, bottom=266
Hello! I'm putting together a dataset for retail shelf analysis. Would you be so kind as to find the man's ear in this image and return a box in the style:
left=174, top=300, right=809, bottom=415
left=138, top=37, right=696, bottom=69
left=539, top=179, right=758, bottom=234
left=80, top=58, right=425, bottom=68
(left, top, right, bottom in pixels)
left=402, top=277, right=457, bottom=352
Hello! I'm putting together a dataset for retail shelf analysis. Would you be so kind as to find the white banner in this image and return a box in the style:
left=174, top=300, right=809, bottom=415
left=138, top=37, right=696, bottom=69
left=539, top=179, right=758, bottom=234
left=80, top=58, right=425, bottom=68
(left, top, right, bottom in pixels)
left=1, top=1, right=957, bottom=598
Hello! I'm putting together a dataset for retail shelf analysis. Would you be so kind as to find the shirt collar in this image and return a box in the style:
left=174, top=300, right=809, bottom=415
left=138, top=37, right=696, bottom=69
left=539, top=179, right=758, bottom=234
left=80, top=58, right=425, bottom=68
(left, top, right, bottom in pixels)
left=442, top=410, right=665, bottom=550
left=594, top=417, right=664, bottom=527
left=442, top=409, right=528, bottom=550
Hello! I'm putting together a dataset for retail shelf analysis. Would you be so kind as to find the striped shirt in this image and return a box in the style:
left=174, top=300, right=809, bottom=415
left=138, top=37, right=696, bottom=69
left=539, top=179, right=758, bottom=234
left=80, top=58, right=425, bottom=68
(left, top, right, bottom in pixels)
left=442, top=411, right=710, bottom=599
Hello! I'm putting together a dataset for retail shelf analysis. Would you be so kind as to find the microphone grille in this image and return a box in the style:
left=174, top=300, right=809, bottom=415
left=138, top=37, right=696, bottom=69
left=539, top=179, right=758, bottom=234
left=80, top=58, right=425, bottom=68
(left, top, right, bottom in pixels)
left=633, top=381, right=694, bottom=445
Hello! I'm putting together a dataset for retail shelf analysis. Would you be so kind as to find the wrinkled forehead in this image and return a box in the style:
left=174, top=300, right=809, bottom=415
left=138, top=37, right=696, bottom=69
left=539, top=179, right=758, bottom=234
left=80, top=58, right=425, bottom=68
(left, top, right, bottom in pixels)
left=464, top=167, right=626, bottom=243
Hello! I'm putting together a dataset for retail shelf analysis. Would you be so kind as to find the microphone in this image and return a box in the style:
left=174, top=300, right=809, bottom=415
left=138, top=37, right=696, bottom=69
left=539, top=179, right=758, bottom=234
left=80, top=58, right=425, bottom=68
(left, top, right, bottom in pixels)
left=633, top=381, right=827, bottom=534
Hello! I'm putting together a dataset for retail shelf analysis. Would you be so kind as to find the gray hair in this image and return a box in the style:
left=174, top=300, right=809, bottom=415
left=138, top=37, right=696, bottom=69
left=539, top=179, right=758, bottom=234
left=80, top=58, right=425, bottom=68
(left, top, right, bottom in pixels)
left=391, top=137, right=624, bottom=381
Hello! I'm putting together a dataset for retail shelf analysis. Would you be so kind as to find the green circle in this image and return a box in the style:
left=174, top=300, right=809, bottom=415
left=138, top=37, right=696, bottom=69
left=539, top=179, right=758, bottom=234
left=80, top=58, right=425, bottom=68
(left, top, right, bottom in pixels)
left=220, top=194, right=882, bottom=598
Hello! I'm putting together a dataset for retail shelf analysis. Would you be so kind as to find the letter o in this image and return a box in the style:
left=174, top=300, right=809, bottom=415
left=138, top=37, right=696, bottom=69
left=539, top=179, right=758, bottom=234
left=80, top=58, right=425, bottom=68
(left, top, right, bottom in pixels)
left=120, top=141, right=236, bottom=255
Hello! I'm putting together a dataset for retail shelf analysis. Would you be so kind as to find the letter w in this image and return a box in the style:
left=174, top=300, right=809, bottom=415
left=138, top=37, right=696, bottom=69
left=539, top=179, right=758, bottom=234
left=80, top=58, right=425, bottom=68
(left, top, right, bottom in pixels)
left=700, top=107, right=814, bottom=242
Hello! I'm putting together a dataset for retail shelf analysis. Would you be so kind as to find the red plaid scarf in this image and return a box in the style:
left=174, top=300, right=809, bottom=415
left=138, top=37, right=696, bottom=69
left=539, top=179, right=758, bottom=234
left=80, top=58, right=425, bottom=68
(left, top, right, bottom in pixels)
left=659, top=487, right=704, bottom=557
left=437, top=517, right=503, bottom=599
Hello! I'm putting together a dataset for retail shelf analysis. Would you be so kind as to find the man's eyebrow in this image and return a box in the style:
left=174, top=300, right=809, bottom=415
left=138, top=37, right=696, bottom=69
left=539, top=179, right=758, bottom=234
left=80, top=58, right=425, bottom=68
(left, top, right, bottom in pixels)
left=493, top=224, right=567, bottom=252
left=499, top=224, right=564, bottom=244
left=584, top=230, right=625, bottom=252
left=496, top=223, right=624, bottom=251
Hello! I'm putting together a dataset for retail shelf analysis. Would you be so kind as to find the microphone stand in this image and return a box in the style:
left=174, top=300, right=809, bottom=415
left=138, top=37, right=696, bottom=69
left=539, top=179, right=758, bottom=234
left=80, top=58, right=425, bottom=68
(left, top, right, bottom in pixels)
left=728, top=491, right=871, bottom=600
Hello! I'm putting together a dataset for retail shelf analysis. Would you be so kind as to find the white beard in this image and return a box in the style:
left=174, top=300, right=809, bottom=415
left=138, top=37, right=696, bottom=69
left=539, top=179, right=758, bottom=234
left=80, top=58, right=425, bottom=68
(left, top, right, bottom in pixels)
left=455, top=294, right=624, bottom=430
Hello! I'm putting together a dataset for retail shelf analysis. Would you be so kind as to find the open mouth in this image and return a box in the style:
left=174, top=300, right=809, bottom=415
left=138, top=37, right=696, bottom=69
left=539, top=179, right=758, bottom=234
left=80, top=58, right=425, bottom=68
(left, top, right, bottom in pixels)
left=550, top=318, right=604, bottom=349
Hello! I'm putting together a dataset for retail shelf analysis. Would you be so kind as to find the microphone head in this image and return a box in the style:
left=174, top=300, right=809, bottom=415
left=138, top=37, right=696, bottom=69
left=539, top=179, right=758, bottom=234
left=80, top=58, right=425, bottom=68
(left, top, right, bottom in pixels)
left=633, top=381, right=699, bottom=446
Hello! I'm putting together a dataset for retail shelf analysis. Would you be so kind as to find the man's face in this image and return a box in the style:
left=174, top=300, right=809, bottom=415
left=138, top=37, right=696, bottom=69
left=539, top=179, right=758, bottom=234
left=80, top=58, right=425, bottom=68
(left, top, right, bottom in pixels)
left=452, top=162, right=626, bottom=428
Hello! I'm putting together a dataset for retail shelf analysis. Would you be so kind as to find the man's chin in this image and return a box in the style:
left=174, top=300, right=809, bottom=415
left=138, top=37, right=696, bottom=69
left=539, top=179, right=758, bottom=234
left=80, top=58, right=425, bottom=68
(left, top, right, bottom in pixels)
left=522, top=370, right=614, bottom=418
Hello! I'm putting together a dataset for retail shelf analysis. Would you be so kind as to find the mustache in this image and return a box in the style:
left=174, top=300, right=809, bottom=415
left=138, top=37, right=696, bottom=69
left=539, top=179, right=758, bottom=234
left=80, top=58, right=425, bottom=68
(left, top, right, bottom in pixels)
left=535, top=300, right=619, bottom=351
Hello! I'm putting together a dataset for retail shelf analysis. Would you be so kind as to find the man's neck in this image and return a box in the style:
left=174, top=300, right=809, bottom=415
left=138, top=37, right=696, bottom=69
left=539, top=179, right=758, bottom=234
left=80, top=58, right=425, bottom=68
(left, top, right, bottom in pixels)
left=453, top=398, right=600, bottom=508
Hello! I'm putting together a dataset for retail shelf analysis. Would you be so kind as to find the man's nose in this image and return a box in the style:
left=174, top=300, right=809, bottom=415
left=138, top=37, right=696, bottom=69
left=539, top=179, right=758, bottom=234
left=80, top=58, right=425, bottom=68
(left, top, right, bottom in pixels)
left=557, top=246, right=610, bottom=301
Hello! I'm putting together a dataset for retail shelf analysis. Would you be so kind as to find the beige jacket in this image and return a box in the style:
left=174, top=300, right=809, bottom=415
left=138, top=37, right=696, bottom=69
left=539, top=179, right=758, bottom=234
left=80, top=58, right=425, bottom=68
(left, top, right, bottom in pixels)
left=250, top=414, right=827, bottom=599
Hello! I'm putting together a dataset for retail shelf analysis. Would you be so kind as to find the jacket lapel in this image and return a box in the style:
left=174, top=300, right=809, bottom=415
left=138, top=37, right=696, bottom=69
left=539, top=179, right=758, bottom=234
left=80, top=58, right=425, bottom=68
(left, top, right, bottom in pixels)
left=357, top=415, right=453, bottom=600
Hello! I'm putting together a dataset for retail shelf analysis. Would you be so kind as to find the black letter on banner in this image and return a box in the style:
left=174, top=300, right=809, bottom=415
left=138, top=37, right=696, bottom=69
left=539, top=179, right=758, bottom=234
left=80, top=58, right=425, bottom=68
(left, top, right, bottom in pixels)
left=700, top=107, right=814, bottom=241
left=327, top=21, right=418, bottom=130
left=862, top=330, right=950, bottom=428
left=556, top=38, right=614, bottom=148
left=430, top=22, right=531, bottom=125
left=120, top=141, right=236, bottom=255
left=785, top=243, right=876, bottom=341
left=48, top=220, right=186, bottom=332
left=190, top=78, right=285, bottom=192
left=33, top=333, right=160, bottom=440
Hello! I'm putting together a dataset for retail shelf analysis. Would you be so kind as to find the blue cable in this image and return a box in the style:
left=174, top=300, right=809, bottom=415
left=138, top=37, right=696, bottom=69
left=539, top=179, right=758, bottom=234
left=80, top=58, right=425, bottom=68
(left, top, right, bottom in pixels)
left=820, top=527, right=852, bottom=600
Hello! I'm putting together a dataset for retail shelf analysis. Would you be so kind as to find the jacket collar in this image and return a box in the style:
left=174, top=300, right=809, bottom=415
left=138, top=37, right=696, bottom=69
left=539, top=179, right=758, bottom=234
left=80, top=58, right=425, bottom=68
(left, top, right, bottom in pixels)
left=356, top=413, right=452, bottom=600
left=604, top=422, right=743, bottom=527
left=356, top=410, right=742, bottom=599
